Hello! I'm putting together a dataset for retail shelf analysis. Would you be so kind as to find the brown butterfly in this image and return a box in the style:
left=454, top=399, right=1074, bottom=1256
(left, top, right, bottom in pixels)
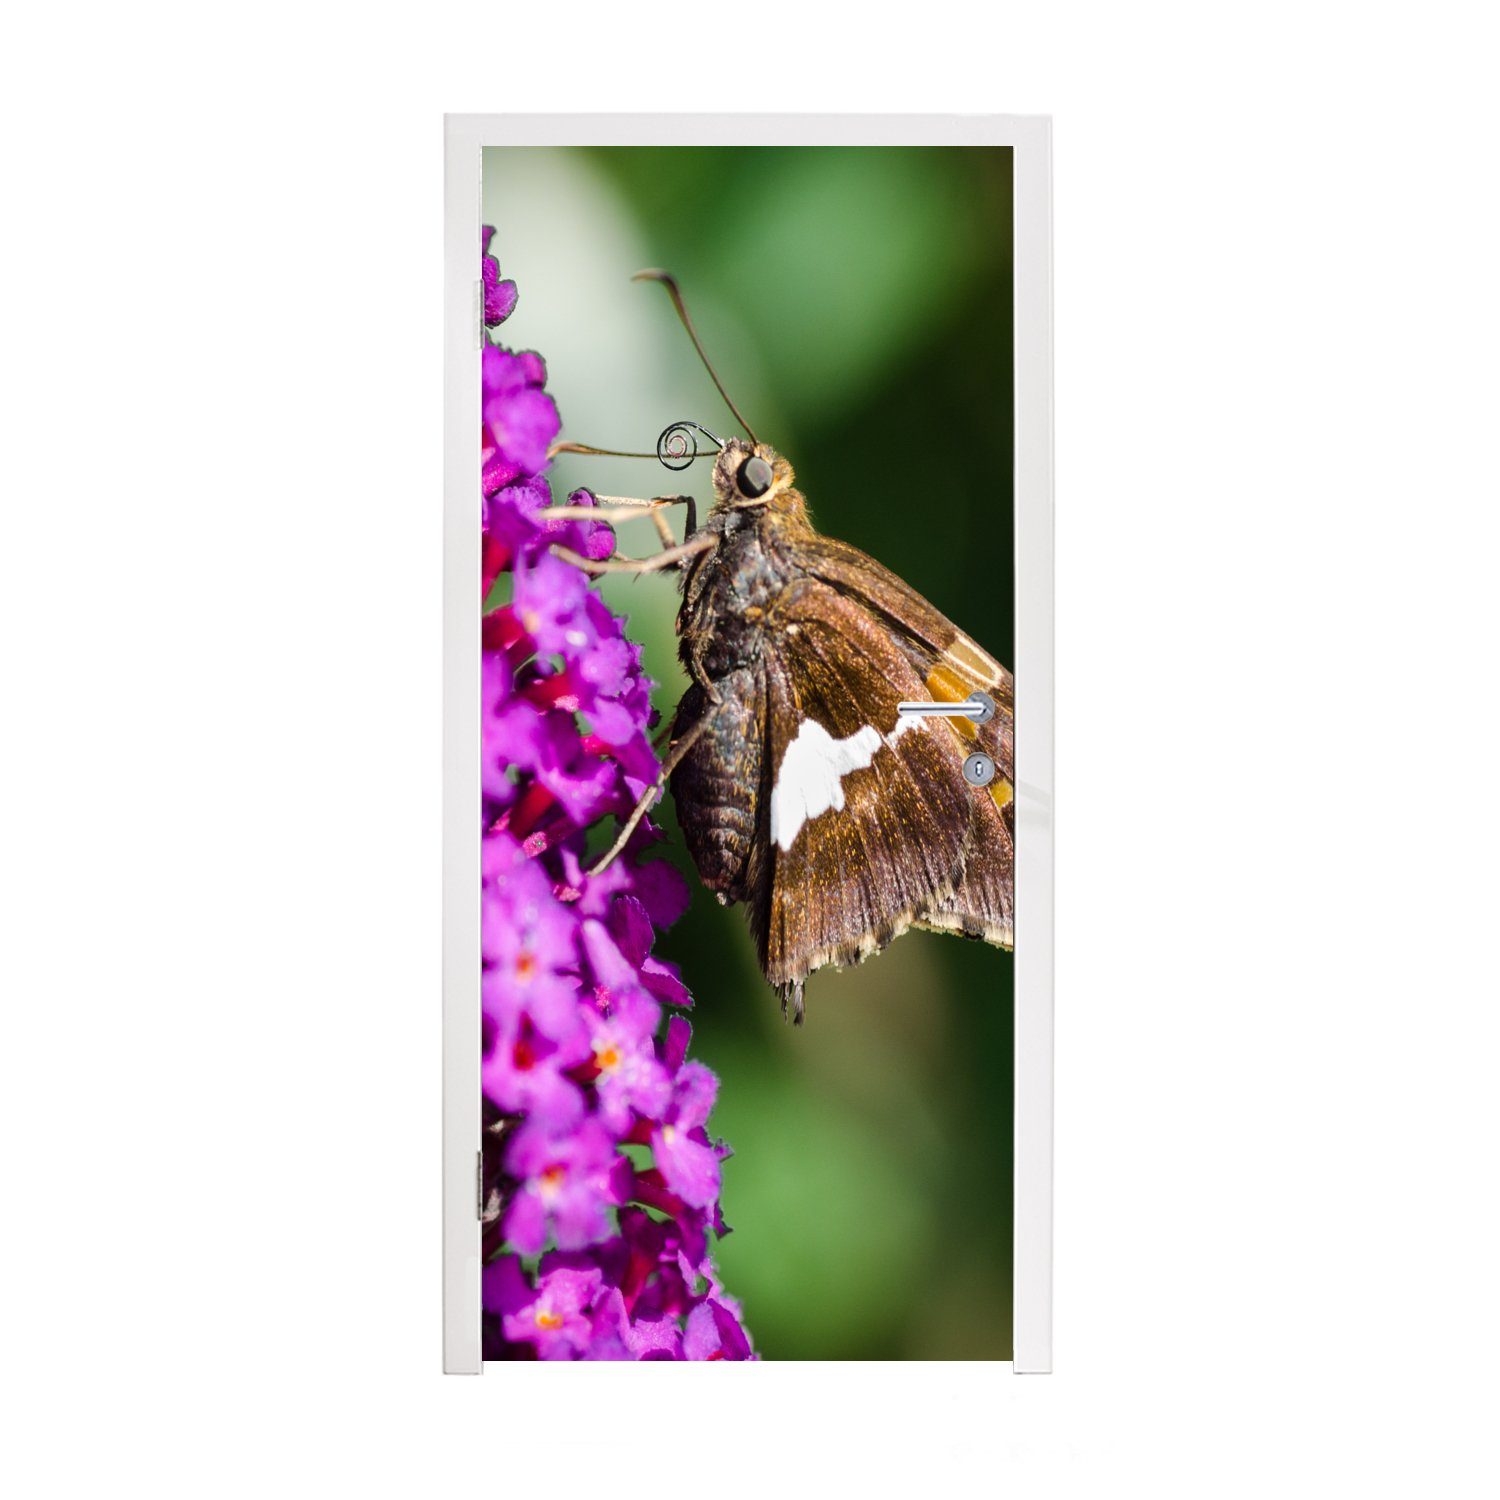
left=551, top=273, right=1013, bottom=1022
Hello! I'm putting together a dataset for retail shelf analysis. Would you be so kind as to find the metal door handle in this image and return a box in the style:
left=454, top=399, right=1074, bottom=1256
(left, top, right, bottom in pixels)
left=896, top=690, right=997, bottom=724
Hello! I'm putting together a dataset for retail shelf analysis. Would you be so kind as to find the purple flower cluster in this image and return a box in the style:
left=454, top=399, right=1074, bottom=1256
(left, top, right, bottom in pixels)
left=480, top=227, right=752, bottom=1361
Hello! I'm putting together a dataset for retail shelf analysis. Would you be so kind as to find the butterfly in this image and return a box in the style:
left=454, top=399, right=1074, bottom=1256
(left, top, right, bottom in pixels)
left=553, top=274, right=1014, bottom=1023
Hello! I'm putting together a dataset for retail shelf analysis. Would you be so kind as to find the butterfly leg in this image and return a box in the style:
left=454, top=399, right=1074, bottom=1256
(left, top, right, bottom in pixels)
left=687, top=634, right=722, bottom=704
left=552, top=531, right=715, bottom=577
left=588, top=714, right=712, bottom=877
left=546, top=493, right=697, bottom=548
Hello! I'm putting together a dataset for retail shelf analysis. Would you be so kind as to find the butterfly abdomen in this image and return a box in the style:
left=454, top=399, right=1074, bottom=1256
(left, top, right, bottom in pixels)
left=669, top=673, right=764, bottom=905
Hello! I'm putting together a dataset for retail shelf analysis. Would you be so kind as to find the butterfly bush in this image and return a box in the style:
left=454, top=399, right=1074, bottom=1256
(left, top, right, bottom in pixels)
left=479, top=228, right=753, bottom=1361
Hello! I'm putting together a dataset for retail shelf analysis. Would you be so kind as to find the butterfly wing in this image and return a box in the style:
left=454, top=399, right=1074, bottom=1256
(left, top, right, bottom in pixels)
left=669, top=530, right=1015, bottom=1020
left=799, top=536, right=1015, bottom=951
left=748, top=566, right=1016, bottom=1016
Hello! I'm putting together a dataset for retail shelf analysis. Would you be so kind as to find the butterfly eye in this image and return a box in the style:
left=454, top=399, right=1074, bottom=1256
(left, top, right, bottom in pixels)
left=736, top=454, right=774, bottom=499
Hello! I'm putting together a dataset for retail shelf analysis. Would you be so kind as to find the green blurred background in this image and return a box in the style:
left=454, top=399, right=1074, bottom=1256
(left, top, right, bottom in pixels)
left=484, top=146, right=1014, bottom=1359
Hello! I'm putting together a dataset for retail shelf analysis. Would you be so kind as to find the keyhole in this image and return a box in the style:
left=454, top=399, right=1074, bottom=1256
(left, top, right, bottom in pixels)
left=963, top=752, right=996, bottom=787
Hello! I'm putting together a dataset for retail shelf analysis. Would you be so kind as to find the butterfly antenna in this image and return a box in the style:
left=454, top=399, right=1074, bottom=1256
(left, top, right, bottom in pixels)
left=633, top=269, right=758, bottom=445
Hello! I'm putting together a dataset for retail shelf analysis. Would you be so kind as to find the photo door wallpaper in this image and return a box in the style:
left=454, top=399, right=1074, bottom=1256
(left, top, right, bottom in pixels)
left=479, top=145, right=1015, bottom=1360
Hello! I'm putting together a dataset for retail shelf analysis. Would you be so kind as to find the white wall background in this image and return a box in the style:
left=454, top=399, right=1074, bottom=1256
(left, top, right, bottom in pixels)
left=5, top=4, right=1497, bottom=1495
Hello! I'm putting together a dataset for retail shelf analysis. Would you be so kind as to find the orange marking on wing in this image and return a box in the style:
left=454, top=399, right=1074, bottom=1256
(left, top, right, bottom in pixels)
left=990, top=779, right=1014, bottom=811
left=924, top=665, right=978, bottom=741
left=925, top=663, right=968, bottom=701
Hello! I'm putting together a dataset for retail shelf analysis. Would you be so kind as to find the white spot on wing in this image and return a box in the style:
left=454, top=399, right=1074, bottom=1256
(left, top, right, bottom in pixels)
left=887, top=710, right=927, bottom=743
left=770, top=720, right=883, bottom=852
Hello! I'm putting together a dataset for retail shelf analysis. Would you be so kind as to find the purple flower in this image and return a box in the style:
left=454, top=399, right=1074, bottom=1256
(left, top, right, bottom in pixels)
left=478, top=224, right=752, bottom=1361
left=582, top=988, right=671, bottom=1136
left=610, top=894, right=694, bottom=1010
left=482, top=992, right=589, bottom=1132
left=494, top=1262, right=602, bottom=1360
left=559, top=848, right=691, bottom=930
left=483, top=346, right=559, bottom=491
left=502, top=1119, right=623, bottom=1255
left=624, top=1315, right=684, bottom=1360
left=481, top=846, right=579, bottom=1035
left=616, top=1207, right=702, bottom=1318
left=684, top=1298, right=754, bottom=1361
left=651, top=1059, right=723, bottom=1209
left=482, top=227, right=519, bottom=327
left=512, top=545, right=591, bottom=657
